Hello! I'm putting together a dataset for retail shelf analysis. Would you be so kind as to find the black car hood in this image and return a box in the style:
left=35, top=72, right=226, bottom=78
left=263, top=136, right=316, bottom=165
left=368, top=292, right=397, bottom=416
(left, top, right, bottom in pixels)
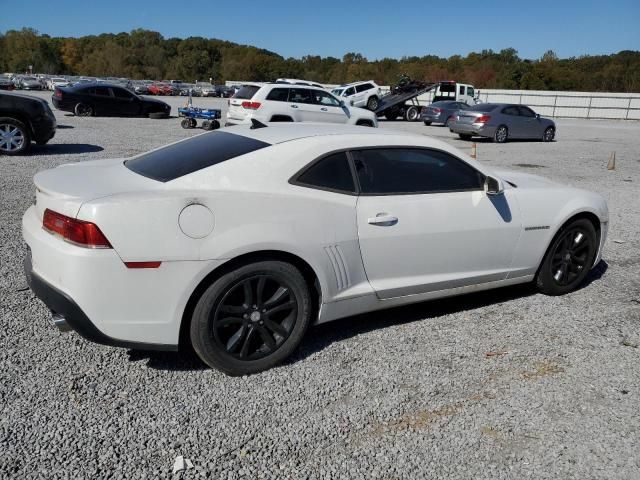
left=142, top=97, right=170, bottom=108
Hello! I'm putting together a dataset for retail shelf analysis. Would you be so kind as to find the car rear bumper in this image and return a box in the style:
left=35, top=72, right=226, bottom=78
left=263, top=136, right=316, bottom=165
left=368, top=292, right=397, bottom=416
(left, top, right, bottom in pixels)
left=22, top=205, right=225, bottom=349
left=451, top=123, right=496, bottom=137
left=24, top=251, right=177, bottom=351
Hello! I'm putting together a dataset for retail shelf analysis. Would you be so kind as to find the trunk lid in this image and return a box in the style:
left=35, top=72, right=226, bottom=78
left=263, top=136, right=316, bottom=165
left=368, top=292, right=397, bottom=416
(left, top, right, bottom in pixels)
left=455, top=111, right=483, bottom=125
left=33, top=158, right=158, bottom=219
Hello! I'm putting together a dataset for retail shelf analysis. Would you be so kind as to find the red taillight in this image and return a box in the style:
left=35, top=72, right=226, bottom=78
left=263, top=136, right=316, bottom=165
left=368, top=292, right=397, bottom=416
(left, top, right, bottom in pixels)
left=433, top=107, right=442, bottom=113
left=124, top=261, right=162, bottom=269
left=241, top=101, right=261, bottom=110
left=475, top=115, right=491, bottom=124
left=54, top=88, right=62, bottom=99
left=43, top=209, right=112, bottom=249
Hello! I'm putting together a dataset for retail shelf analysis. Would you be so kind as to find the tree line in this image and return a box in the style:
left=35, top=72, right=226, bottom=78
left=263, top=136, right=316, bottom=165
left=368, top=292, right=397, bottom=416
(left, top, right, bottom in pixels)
left=1, top=28, right=639, bottom=92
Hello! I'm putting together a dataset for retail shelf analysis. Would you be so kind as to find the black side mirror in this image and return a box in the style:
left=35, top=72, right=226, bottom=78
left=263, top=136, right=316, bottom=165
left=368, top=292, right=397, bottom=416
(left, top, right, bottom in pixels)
left=536, top=113, right=540, bottom=119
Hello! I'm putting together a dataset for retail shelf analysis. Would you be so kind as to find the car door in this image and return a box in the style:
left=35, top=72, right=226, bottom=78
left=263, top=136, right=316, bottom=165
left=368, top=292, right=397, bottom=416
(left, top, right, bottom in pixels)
left=517, top=106, right=542, bottom=138
left=286, top=88, right=317, bottom=121
left=91, top=86, right=115, bottom=115
left=111, top=87, right=141, bottom=116
left=309, top=90, right=349, bottom=123
left=500, top=105, right=524, bottom=138
left=354, top=148, right=522, bottom=299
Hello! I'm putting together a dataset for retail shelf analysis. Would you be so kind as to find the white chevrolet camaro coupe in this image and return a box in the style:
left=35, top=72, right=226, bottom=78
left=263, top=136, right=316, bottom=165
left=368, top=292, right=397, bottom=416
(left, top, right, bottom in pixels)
left=23, top=122, right=608, bottom=375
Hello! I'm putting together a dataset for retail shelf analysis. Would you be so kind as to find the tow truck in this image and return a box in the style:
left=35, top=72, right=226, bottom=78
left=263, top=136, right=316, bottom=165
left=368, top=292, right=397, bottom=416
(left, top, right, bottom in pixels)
left=374, top=80, right=478, bottom=121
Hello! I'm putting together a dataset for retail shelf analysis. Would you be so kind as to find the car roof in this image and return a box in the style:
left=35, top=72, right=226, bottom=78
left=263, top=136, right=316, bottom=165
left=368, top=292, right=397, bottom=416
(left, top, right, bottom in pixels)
left=338, top=80, right=376, bottom=87
left=66, top=81, right=127, bottom=89
left=226, top=123, right=402, bottom=145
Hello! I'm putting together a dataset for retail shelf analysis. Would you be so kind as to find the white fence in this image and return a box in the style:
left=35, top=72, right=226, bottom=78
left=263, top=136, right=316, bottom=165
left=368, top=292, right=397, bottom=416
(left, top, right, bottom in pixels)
left=226, top=81, right=640, bottom=120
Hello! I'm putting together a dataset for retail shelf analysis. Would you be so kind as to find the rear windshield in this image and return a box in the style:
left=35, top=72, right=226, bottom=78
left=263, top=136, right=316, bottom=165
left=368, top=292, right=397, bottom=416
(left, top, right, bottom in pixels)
left=233, top=85, right=260, bottom=99
left=465, top=103, right=498, bottom=112
left=125, top=131, right=270, bottom=182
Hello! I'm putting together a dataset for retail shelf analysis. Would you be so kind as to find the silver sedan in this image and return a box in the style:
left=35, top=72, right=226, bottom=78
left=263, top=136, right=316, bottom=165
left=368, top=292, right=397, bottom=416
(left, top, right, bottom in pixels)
left=451, top=103, right=556, bottom=143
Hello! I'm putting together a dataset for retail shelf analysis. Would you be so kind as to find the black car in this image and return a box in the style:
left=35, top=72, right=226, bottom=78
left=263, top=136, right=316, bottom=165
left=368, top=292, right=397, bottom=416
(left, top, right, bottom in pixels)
left=0, top=91, right=56, bottom=155
left=52, top=82, right=171, bottom=118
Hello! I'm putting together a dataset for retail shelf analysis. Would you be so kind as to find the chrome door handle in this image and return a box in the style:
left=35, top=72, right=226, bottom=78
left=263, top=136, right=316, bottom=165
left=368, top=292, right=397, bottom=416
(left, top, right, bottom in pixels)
left=321, top=107, right=328, bottom=111
left=291, top=104, right=298, bottom=108
left=368, top=214, right=398, bottom=226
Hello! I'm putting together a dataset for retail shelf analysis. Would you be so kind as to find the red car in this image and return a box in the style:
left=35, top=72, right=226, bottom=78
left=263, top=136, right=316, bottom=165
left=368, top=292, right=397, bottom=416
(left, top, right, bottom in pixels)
left=147, top=83, right=172, bottom=96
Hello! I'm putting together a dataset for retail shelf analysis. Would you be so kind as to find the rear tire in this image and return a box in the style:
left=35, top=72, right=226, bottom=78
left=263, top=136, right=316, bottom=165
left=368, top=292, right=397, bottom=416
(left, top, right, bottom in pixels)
left=494, top=125, right=508, bottom=143
left=423, top=121, right=432, bottom=126
left=180, top=119, right=192, bottom=129
left=0, top=117, right=31, bottom=155
left=385, top=109, right=399, bottom=121
left=405, top=106, right=419, bottom=122
left=74, top=103, right=93, bottom=117
left=536, top=218, right=597, bottom=296
left=190, top=261, right=312, bottom=376
left=458, top=133, right=472, bottom=140
left=356, top=120, right=374, bottom=127
left=366, top=96, right=379, bottom=111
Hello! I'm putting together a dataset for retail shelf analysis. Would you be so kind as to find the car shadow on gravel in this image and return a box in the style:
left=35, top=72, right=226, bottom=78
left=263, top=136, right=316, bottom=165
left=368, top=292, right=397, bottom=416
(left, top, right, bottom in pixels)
left=129, top=261, right=608, bottom=372
left=30, top=144, right=104, bottom=155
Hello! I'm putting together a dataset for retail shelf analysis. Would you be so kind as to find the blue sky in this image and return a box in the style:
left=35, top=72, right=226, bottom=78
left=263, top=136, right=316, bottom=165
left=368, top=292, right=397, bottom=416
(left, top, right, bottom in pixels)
left=3, top=0, right=639, bottom=60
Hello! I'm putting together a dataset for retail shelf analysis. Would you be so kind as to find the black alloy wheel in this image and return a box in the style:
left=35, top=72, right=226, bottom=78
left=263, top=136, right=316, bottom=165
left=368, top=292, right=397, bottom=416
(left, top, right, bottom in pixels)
left=536, top=218, right=597, bottom=295
left=190, top=261, right=312, bottom=375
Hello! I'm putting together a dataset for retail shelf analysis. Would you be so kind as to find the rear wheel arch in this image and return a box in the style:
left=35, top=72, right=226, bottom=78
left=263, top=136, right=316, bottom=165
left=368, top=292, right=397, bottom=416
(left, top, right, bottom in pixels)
left=179, top=250, right=322, bottom=349
left=355, top=119, right=374, bottom=127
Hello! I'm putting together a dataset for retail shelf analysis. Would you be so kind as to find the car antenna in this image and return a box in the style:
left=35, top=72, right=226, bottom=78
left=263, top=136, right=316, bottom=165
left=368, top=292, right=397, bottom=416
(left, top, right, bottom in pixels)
left=250, top=118, right=268, bottom=129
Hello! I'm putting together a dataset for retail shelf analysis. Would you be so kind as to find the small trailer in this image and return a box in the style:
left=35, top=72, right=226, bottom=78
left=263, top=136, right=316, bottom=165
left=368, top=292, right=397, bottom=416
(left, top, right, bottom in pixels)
left=374, top=80, right=478, bottom=121
left=177, top=90, right=222, bottom=130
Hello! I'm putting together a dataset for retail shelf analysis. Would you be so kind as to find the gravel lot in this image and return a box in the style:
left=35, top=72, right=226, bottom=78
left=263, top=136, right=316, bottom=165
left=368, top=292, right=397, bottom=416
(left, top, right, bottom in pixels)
left=1, top=92, right=639, bottom=479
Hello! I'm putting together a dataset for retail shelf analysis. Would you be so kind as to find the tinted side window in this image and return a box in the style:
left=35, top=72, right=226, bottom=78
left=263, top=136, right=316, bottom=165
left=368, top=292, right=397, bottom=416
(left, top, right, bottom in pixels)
left=112, top=87, right=133, bottom=99
left=296, top=152, right=355, bottom=193
left=502, top=106, right=519, bottom=115
left=94, top=86, right=111, bottom=96
left=266, top=88, right=289, bottom=102
left=355, top=83, right=373, bottom=93
left=352, top=148, right=484, bottom=195
left=288, top=88, right=313, bottom=104
left=345, top=86, right=356, bottom=96
left=518, top=106, right=536, bottom=117
left=125, top=131, right=270, bottom=182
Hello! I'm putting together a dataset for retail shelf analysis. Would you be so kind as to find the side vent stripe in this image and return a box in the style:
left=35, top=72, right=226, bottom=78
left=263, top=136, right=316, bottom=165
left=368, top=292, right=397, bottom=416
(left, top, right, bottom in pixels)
left=324, top=245, right=351, bottom=291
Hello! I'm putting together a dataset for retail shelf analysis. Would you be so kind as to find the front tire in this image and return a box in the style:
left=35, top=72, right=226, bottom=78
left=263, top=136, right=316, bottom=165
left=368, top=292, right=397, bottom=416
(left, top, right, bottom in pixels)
left=423, top=121, right=432, bottom=126
left=542, top=126, right=555, bottom=142
left=190, top=261, right=312, bottom=376
left=0, top=117, right=31, bottom=155
left=458, top=133, right=472, bottom=140
left=536, top=218, right=598, bottom=296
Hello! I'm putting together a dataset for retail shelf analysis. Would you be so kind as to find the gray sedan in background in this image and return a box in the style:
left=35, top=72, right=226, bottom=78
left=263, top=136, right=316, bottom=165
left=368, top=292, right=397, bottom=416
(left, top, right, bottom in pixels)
left=451, top=103, right=556, bottom=143
left=422, top=100, right=469, bottom=127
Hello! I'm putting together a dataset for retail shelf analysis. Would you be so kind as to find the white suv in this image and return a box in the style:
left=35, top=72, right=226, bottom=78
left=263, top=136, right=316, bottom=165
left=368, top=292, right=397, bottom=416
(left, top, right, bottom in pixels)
left=226, top=83, right=378, bottom=127
left=331, top=81, right=382, bottom=111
